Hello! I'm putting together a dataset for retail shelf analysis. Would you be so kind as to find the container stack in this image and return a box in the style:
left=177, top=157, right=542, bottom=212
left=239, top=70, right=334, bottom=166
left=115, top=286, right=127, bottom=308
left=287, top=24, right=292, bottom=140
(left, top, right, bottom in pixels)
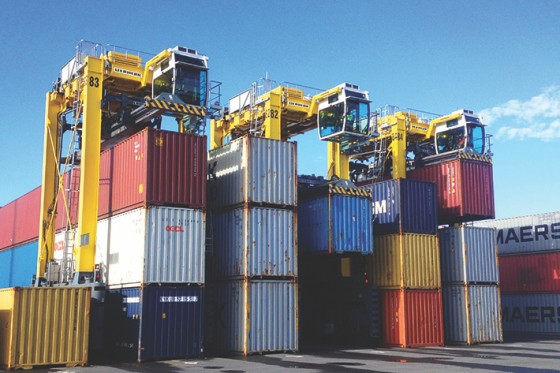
left=205, top=136, right=298, bottom=355
left=297, top=179, right=376, bottom=346
left=474, top=212, right=560, bottom=336
left=438, top=226, right=502, bottom=344
left=363, top=178, right=444, bottom=347
left=51, top=128, right=207, bottom=362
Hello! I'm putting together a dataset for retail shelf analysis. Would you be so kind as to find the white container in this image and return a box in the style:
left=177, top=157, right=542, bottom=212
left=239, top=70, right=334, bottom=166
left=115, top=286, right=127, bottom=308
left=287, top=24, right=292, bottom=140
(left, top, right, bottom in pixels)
left=55, top=206, right=205, bottom=286
left=207, top=136, right=297, bottom=208
left=442, top=284, right=503, bottom=344
left=212, top=206, right=297, bottom=278
left=473, top=212, right=560, bottom=255
left=439, top=226, right=499, bottom=284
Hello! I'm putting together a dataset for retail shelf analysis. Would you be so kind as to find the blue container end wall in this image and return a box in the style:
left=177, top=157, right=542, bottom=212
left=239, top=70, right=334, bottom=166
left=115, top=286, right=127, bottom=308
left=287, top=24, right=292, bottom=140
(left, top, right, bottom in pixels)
left=106, top=286, right=204, bottom=362
left=0, top=241, right=38, bottom=288
left=363, top=179, right=438, bottom=235
left=298, top=194, right=373, bottom=255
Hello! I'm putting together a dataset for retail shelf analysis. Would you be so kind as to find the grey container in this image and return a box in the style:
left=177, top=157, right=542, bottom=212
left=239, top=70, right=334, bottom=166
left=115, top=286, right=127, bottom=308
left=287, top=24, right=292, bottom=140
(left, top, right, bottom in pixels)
left=442, top=284, right=503, bottom=344
left=207, top=136, right=297, bottom=208
left=212, top=206, right=297, bottom=278
left=501, top=293, right=560, bottom=334
left=473, top=211, right=560, bottom=255
left=439, top=226, right=499, bottom=284
left=209, top=279, right=298, bottom=355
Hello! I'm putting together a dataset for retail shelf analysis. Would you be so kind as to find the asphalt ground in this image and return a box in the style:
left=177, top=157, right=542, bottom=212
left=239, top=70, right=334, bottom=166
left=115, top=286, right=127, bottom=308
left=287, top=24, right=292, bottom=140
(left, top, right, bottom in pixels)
left=13, top=335, right=560, bottom=373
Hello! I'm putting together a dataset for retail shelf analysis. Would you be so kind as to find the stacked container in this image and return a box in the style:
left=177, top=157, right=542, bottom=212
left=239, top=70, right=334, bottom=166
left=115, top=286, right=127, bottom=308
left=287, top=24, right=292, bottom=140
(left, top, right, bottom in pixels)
left=206, top=136, right=298, bottom=355
left=409, top=158, right=495, bottom=224
left=439, top=226, right=503, bottom=344
left=50, top=128, right=207, bottom=362
left=360, top=178, right=443, bottom=347
left=474, top=212, right=560, bottom=335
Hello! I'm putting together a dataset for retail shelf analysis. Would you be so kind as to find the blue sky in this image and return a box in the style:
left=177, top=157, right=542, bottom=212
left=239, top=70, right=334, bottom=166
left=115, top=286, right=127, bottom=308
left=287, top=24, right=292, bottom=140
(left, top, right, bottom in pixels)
left=0, top=1, right=558, bottom=218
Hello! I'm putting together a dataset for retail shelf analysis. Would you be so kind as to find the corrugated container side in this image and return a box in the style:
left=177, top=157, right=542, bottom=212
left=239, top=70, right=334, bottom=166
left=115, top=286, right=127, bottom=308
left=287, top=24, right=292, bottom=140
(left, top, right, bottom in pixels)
left=439, top=226, right=499, bottom=284
left=208, top=136, right=297, bottom=208
left=442, top=285, right=502, bottom=344
left=13, top=187, right=41, bottom=246
left=106, top=286, right=203, bottom=362
left=213, top=279, right=298, bottom=355
left=0, top=287, right=90, bottom=369
left=501, top=293, right=560, bottom=334
left=58, top=206, right=204, bottom=287
left=409, top=159, right=495, bottom=224
left=473, top=212, right=560, bottom=255
left=298, top=194, right=373, bottom=255
left=0, top=241, right=37, bottom=288
left=364, top=179, right=438, bottom=235
left=499, top=252, right=560, bottom=293
left=367, top=234, right=440, bottom=289
left=213, top=207, right=296, bottom=278
left=0, top=203, right=16, bottom=249
left=98, top=128, right=206, bottom=217
left=382, top=289, right=443, bottom=347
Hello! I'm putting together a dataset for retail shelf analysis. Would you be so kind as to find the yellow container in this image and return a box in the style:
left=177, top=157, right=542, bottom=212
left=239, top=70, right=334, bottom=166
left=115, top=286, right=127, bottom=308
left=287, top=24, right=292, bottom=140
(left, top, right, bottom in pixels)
left=367, top=234, right=441, bottom=289
left=0, top=287, right=90, bottom=369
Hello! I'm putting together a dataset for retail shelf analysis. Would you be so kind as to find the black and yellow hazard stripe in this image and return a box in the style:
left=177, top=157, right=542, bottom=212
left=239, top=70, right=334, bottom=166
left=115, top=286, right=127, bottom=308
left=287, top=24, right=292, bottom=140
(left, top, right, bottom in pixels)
left=329, top=184, right=371, bottom=198
left=146, top=99, right=206, bottom=117
left=458, top=151, right=492, bottom=164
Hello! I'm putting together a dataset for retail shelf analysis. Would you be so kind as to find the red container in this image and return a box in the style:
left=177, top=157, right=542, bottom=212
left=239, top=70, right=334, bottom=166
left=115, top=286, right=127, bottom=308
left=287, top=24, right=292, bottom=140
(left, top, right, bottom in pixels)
left=409, top=159, right=494, bottom=224
left=13, top=187, right=41, bottom=246
left=98, top=128, right=206, bottom=217
left=499, top=252, right=560, bottom=293
left=0, top=202, right=16, bottom=250
left=382, top=289, right=444, bottom=347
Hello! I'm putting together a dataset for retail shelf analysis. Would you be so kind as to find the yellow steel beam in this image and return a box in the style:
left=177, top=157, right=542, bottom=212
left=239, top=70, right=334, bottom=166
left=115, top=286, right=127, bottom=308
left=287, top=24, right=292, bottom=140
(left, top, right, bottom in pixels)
left=263, top=90, right=282, bottom=140
left=390, top=117, right=407, bottom=179
left=74, top=56, right=104, bottom=275
left=37, top=92, right=65, bottom=279
left=327, top=142, right=349, bottom=180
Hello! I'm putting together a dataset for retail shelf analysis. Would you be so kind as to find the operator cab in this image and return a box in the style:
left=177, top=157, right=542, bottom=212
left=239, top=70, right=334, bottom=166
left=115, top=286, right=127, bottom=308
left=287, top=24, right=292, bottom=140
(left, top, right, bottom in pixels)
left=318, top=83, right=371, bottom=143
left=433, top=109, right=486, bottom=155
left=152, top=46, right=209, bottom=107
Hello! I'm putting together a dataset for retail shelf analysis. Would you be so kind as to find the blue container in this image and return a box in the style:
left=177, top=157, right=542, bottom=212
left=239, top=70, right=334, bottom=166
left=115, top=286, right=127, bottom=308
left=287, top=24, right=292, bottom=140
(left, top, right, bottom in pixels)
left=298, top=185, right=373, bottom=255
left=363, top=179, right=437, bottom=235
left=0, top=241, right=37, bottom=288
left=106, top=285, right=203, bottom=362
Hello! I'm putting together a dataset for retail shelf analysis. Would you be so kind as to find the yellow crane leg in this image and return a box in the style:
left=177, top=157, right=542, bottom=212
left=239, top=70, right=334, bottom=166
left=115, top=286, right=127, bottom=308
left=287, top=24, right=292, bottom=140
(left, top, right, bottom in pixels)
left=37, top=92, right=65, bottom=279
left=327, top=142, right=349, bottom=180
left=210, top=118, right=224, bottom=150
left=263, top=90, right=282, bottom=140
left=74, top=57, right=103, bottom=279
left=391, top=119, right=407, bottom=179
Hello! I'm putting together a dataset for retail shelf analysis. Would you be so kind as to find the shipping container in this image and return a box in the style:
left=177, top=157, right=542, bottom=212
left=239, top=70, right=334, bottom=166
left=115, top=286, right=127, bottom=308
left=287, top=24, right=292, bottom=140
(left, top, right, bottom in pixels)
left=439, top=226, right=499, bottom=284
left=442, top=284, right=502, bottom=344
left=0, top=287, right=90, bottom=369
left=212, top=206, right=296, bottom=278
left=208, top=279, right=298, bottom=355
left=381, top=289, right=444, bottom=347
left=361, top=178, right=438, bottom=235
left=473, top=212, right=560, bottom=255
left=106, top=285, right=203, bottom=362
left=98, top=128, right=207, bottom=215
left=0, top=241, right=37, bottom=288
left=499, top=252, right=560, bottom=293
left=501, top=293, right=560, bottom=334
left=207, top=136, right=297, bottom=208
left=409, top=159, right=495, bottom=224
left=298, top=184, right=373, bottom=255
left=55, top=206, right=205, bottom=287
left=0, top=187, right=41, bottom=251
left=367, top=234, right=441, bottom=289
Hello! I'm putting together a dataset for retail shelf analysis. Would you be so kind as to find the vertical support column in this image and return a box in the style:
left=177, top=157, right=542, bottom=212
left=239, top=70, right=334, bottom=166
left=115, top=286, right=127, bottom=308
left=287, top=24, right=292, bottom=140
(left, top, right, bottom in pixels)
left=210, top=118, right=224, bottom=150
left=391, top=116, right=407, bottom=179
left=327, top=142, right=349, bottom=180
left=263, top=90, right=282, bottom=140
left=75, top=57, right=104, bottom=279
left=37, top=92, right=65, bottom=279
